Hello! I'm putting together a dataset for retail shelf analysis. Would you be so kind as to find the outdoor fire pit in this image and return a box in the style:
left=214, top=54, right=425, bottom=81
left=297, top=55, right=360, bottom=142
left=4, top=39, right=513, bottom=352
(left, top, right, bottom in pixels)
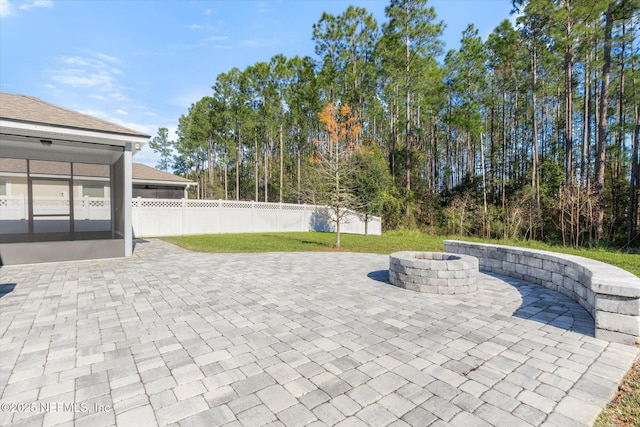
left=389, top=251, right=479, bottom=294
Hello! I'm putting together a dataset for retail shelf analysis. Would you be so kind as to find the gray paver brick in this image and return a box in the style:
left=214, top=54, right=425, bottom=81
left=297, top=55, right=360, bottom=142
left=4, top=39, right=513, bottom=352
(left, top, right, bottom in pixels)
left=330, top=394, right=362, bottom=417
left=116, top=404, right=157, bottom=427
left=228, top=394, right=261, bottom=414
left=74, top=410, right=115, bottom=427
left=276, top=403, right=317, bottom=425
left=203, top=385, right=237, bottom=407
left=513, top=403, right=548, bottom=426
left=401, top=407, right=438, bottom=427
left=449, top=411, right=492, bottom=427
left=516, top=389, right=556, bottom=413
left=421, top=395, right=461, bottom=422
left=174, top=380, right=207, bottom=401
left=475, top=402, right=534, bottom=427
left=313, top=402, right=346, bottom=425
left=237, top=404, right=277, bottom=427
left=231, top=372, right=275, bottom=396
left=367, top=371, right=408, bottom=395
left=155, top=394, right=208, bottom=425
left=283, top=377, right=316, bottom=398
left=356, top=403, right=397, bottom=426
left=180, top=405, right=236, bottom=427
left=451, top=392, right=483, bottom=413
left=114, top=393, right=150, bottom=414
left=481, top=389, right=521, bottom=412
left=150, top=389, right=177, bottom=410
left=378, top=393, right=415, bottom=418
left=257, top=385, right=297, bottom=414
left=299, top=389, right=331, bottom=410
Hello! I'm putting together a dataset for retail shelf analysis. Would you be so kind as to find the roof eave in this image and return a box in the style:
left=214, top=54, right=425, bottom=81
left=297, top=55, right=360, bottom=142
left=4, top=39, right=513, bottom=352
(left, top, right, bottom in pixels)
left=132, top=179, right=196, bottom=187
left=1, top=119, right=149, bottom=154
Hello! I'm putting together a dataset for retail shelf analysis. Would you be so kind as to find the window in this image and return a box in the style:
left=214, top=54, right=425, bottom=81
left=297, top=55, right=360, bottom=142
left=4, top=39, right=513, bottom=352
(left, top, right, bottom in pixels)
left=0, top=180, right=6, bottom=196
left=82, top=183, right=104, bottom=198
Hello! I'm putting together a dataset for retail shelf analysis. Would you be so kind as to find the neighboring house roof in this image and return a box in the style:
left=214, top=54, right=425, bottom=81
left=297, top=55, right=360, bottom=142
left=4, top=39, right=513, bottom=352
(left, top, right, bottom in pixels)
left=0, top=158, right=194, bottom=187
left=132, top=163, right=194, bottom=186
left=0, top=92, right=149, bottom=138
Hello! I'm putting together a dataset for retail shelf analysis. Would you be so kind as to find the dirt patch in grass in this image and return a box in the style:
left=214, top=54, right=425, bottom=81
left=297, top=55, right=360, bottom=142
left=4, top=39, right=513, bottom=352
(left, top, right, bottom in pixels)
left=595, top=360, right=640, bottom=426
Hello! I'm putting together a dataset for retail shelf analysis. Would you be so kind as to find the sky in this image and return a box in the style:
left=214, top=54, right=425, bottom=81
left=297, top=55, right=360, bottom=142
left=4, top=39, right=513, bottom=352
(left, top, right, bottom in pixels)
left=0, top=0, right=515, bottom=167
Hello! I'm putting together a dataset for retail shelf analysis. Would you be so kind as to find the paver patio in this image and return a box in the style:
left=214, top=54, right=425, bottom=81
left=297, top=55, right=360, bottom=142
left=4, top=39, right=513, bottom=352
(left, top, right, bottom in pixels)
left=0, top=239, right=638, bottom=427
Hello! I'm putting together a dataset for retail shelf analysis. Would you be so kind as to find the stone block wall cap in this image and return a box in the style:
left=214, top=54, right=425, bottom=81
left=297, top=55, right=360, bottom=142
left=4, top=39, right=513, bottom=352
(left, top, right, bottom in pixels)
left=444, top=240, right=640, bottom=297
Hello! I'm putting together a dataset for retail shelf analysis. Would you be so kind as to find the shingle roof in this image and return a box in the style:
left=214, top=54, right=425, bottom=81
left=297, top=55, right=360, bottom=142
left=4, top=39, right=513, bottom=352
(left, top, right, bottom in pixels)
left=0, top=92, right=150, bottom=138
left=132, top=163, right=194, bottom=184
left=0, top=158, right=193, bottom=185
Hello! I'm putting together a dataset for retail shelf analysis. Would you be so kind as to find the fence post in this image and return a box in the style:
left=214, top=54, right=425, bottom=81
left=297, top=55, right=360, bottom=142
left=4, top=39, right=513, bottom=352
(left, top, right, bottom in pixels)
left=84, top=195, right=90, bottom=219
left=132, top=197, right=140, bottom=237
left=21, top=194, right=27, bottom=219
left=251, top=201, right=254, bottom=233
left=181, top=198, right=187, bottom=236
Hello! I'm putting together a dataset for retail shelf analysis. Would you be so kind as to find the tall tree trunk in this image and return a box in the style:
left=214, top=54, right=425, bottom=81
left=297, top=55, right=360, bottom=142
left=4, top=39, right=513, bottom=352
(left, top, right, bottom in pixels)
left=297, top=148, right=301, bottom=204
left=502, top=91, right=507, bottom=209
left=279, top=123, right=284, bottom=203
left=224, top=154, right=228, bottom=200
left=208, top=137, right=214, bottom=197
left=254, top=133, right=259, bottom=201
left=564, top=1, right=574, bottom=187
left=404, top=6, right=412, bottom=196
left=531, top=44, right=541, bottom=220
left=582, top=50, right=591, bottom=189
left=628, top=102, right=639, bottom=245
left=628, top=33, right=639, bottom=246
left=390, top=84, right=397, bottom=182
left=614, top=23, right=626, bottom=231
left=264, top=150, right=268, bottom=202
left=595, top=2, right=615, bottom=242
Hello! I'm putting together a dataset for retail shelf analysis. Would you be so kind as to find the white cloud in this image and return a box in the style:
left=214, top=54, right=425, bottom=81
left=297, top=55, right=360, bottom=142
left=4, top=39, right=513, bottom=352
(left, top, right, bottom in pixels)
left=169, top=87, right=211, bottom=109
left=89, top=94, right=108, bottom=101
left=1, top=0, right=54, bottom=16
left=205, top=37, right=279, bottom=50
left=0, top=0, right=13, bottom=16
left=116, top=109, right=128, bottom=115
left=48, top=53, right=130, bottom=102
left=205, top=35, right=229, bottom=42
left=238, top=38, right=277, bottom=48
left=133, top=145, right=161, bottom=168
left=93, top=52, right=123, bottom=64
left=187, top=24, right=202, bottom=30
left=19, top=0, right=53, bottom=11
left=204, top=8, right=211, bottom=15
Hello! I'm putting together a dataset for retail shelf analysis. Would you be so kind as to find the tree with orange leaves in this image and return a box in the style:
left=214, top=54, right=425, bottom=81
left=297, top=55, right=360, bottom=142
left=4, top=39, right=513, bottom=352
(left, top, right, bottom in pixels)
left=306, top=102, right=363, bottom=247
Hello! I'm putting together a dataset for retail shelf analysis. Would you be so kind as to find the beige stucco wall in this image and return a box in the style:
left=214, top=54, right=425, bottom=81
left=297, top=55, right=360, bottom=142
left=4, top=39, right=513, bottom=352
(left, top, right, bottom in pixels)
left=0, top=175, right=110, bottom=199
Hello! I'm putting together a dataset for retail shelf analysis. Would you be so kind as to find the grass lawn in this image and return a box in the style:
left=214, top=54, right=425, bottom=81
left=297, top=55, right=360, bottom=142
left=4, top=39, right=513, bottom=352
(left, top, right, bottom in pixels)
left=162, top=230, right=639, bottom=426
left=163, top=230, right=640, bottom=276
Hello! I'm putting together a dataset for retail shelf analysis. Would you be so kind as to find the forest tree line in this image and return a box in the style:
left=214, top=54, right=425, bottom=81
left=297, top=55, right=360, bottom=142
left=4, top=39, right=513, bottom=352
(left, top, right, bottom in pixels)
left=150, top=0, right=640, bottom=248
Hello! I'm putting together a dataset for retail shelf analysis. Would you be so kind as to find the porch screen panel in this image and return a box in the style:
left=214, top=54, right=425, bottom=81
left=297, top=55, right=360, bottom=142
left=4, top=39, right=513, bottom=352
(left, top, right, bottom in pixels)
left=73, top=163, right=111, bottom=232
left=0, top=157, right=28, bottom=236
left=32, top=178, right=71, bottom=233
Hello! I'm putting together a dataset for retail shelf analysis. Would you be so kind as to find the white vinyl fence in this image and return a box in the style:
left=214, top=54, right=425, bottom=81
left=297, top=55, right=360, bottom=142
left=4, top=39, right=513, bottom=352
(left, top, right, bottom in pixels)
left=131, top=198, right=382, bottom=237
left=0, top=195, right=111, bottom=234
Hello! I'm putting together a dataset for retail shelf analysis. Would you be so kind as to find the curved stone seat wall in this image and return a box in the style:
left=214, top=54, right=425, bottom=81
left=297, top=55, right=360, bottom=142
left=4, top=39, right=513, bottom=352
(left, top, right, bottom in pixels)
left=444, top=240, right=640, bottom=345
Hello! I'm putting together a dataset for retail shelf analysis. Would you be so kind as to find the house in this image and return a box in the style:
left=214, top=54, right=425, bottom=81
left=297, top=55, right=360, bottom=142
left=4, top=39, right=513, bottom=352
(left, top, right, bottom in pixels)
left=0, top=92, right=150, bottom=265
left=132, top=163, right=194, bottom=199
